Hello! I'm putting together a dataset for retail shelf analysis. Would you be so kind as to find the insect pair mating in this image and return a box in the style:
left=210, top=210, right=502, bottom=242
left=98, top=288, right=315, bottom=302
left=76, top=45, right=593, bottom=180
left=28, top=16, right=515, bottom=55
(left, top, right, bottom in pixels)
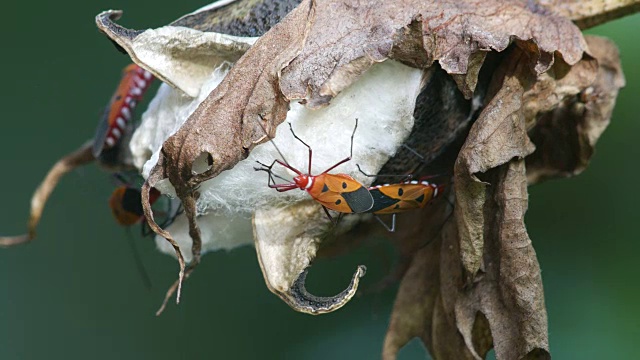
left=254, top=119, right=443, bottom=231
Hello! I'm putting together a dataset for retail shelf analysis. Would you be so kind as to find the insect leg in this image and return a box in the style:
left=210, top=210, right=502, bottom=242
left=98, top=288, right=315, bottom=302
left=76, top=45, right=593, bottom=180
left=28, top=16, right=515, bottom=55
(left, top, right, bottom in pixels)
left=288, top=123, right=313, bottom=175
left=374, top=214, right=396, bottom=232
left=255, top=159, right=301, bottom=184
left=320, top=119, right=359, bottom=174
left=142, top=221, right=152, bottom=237
left=402, top=144, right=425, bottom=161
left=125, top=228, right=153, bottom=290
left=255, top=160, right=297, bottom=189
left=274, top=185, right=299, bottom=192
left=356, top=164, right=413, bottom=182
left=322, top=205, right=336, bottom=224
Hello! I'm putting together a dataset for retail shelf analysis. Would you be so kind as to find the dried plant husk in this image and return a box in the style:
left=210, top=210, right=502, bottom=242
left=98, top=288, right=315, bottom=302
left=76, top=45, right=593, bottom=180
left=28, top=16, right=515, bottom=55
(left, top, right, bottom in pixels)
left=94, top=2, right=632, bottom=349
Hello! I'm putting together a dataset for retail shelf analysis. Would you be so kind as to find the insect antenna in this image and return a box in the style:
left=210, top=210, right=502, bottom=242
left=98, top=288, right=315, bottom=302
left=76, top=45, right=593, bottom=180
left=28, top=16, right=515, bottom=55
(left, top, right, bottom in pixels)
left=417, top=194, right=455, bottom=250
left=402, top=143, right=426, bottom=160
left=255, top=115, right=294, bottom=168
left=356, top=164, right=413, bottom=183
left=124, top=227, right=153, bottom=290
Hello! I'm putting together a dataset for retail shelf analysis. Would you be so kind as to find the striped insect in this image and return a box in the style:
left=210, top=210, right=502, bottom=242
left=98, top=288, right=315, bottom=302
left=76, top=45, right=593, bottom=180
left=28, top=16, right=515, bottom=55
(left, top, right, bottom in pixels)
left=92, top=64, right=154, bottom=157
left=255, top=119, right=374, bottom=220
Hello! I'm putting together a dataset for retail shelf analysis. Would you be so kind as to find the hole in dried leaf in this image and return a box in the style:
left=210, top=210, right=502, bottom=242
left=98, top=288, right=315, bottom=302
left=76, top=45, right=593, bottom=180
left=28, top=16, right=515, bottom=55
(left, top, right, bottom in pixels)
left=192, top=152, right=214, bottom=175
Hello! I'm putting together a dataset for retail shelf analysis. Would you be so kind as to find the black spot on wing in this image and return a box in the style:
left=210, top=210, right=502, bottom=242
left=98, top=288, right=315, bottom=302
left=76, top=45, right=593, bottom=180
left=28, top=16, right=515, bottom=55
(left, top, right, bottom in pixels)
left=341, top=186, right=374, bottom=213
left=398, top=188, right=404, bottom=196
left=322, top=184, right=329, bottom=193
left=342, top=182, right=347, bottom=189
left=335, top=199, right=342, bottom=205
left=367, top=188, right=401, bottom=213
left=121, top=188, right=144, bottom=216
left=415, top=194, right=425, bottom=203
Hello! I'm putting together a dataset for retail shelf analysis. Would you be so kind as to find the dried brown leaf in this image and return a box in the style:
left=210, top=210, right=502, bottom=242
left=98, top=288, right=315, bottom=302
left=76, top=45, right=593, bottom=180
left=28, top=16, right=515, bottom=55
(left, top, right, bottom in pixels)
left=382, top=204, right=475, bottom=360
left=451, top=160, right=548, bottom=360
left=171, top=0, right=304, bottom=36
left=385, top=160, right=548, bottom=360
left=111, top=0, right=318, bottom=310
left=280, top=0, right=587, bottom=107
left=455, top=48, right=536, bottom=276
left=526, top=35, right=625, bottom=183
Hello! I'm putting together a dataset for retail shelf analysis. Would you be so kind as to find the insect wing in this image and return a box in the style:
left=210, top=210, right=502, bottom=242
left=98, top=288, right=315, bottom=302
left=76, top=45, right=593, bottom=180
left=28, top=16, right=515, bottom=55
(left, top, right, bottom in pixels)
left=368, top=187, right=401, bottom=213
left=92, top=107, right=111, bottom=157
left=109, top=186, right=145, bottom=226
left=308, top=174, right=373, bottom=213
left=369, top=183, right=435, bottom=214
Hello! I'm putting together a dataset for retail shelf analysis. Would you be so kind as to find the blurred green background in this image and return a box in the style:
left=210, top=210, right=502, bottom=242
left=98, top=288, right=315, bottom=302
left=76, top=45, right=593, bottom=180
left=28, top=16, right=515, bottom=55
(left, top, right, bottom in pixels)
left=0, top=1, right=638, bottom=359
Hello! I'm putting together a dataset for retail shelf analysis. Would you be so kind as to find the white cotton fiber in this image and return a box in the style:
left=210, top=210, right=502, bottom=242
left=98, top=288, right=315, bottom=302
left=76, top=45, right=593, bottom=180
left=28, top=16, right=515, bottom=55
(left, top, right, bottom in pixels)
left=195, top=60, right=424, bottom=215
left=155, top=212, right=254, bottom=263
left=130, top=60, right=424, bottom=256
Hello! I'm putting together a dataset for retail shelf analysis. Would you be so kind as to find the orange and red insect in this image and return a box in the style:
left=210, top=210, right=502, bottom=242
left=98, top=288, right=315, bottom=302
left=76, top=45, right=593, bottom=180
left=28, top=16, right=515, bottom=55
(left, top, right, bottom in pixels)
left=109, top=186, right=161, bottom=227
left=365, top=179, right=444, bottom=231
left=355, top=163, right=446, bottom=231
left=255, top=119, right=374, bottom=218
left=93, top=64, right=155, bottom=157
left=368, top=179, right=442, bottom=214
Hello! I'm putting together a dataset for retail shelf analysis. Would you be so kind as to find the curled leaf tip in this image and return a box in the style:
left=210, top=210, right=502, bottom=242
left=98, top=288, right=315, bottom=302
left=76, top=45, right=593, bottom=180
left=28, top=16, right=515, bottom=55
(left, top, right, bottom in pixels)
left=95, top=10, right=143, bottom=43
left=287, top=265, right=366, bottom=315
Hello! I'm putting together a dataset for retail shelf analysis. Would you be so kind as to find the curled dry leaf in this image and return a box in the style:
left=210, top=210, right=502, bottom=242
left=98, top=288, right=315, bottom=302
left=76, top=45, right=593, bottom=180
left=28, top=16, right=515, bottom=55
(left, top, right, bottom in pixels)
left=253, top=201, right=366, bottom=314
left=526, top=36, right=626, bottom=183
left=279, top=0, right=587, bottom=107
left=454, top=48, right=538, bottom=276
left=386, top=160, right=548, bottom=360
left=171, top=0, right=304, bottom=36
